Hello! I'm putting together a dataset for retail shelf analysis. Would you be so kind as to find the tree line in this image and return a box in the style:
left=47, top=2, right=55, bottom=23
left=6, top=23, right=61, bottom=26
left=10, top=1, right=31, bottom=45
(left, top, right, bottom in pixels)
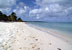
left=0, top=11, right=23, bottom=22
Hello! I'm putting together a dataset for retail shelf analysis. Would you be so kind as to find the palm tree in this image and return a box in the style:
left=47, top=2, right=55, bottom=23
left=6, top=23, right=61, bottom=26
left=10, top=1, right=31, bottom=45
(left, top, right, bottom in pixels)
left=0, top=11, right=3, bottom=21
left=0, top=11, right=23, bottom=22
left=17, top=18, right=23, bottom=22
left=0, top=11, right=2, bottom=15
left=3, top=14, right=8, bottom=21
left=8, top=12, right=17, bottom=21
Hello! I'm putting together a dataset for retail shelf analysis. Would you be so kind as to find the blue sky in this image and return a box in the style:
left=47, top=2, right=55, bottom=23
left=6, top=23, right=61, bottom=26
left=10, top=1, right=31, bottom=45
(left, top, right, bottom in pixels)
left=0, top=0, right=72, bottom=22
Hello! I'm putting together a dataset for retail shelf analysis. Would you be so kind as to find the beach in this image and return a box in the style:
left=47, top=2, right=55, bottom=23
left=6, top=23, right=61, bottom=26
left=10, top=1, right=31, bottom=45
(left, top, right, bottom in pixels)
left=0, top=22, right=72, bottom=50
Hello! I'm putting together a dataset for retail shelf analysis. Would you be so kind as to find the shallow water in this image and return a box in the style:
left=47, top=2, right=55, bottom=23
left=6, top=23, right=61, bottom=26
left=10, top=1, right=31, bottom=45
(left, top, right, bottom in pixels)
left=27, top=22, right=72, bottom=34
left=27, top=22, right=72, bottom=44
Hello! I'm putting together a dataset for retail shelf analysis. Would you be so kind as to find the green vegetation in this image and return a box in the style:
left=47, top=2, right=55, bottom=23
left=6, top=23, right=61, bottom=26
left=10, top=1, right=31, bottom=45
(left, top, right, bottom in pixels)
left=17, top=18, right=23, bottom=22
left=0, top=11, right=23, bottom=22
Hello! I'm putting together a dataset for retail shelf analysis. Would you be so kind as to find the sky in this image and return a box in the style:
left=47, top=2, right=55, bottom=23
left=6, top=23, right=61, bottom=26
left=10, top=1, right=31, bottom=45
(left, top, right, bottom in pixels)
left=0, top=0, right=72, bottom=22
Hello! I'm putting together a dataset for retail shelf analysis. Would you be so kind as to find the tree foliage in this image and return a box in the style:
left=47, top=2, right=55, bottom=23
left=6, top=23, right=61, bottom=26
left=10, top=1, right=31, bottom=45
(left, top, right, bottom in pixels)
left=0, top=11, right=23, bottom=22
left=17, top=18, right=23, bottom=22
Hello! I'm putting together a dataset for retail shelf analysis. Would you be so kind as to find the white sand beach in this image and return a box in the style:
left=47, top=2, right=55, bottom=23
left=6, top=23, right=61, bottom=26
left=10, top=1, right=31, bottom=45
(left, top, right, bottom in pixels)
left=0, top=22, right=72, bottom=50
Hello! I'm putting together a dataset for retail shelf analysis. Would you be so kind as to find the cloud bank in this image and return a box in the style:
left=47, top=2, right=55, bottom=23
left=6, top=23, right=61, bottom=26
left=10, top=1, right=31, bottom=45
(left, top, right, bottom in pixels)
left=0, top=0, right=17, bottom=15
left=0, top=0, right=16, bottom=8
left=0, top=0, right=72, bottom=22
left=28, top=0, right=72, bottom=21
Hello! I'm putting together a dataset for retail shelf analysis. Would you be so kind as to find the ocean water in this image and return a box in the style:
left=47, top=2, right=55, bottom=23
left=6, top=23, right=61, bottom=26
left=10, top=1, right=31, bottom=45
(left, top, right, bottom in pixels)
left=27, top=22, right=72, bottom=42
left=27, top=22, right=72, bottom=34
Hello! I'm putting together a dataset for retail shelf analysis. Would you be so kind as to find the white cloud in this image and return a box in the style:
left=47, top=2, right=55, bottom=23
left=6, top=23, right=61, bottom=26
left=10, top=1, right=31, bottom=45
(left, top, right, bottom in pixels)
left=36, top=0, right=64, bottom=3
left=0, top=8, right=11, bottom=15
left=0, top=0, right=17, bottom=15
left=30, top=9, right=42, bottom=14
left=45, top=7, right=49, bottom=11
left=29, top=8, right=42, bottom=18
left=18, top=2, right=25, bottom=7
left=0, top=0, right=71, bottom=21
left=36, top=0, right=71, bottom=5
left=49, top=4, right=62, bottom=12
left=13, top=2, right=30, bottom=18
left=36, top=0, right=65, bottom=7
left=0, top=0, right=16, bottom=8
left=13, top=8, right=26, bottom=16
left=29, top=0, right=72, bottom=21
left=29, top=3, right=64, bottom=19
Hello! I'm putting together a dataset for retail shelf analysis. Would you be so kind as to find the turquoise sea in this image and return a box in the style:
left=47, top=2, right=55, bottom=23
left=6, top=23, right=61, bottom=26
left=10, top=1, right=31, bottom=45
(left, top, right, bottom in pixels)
left=27, top=22, right=72, bottom=34
left=27, top=22, right=72, bottom=43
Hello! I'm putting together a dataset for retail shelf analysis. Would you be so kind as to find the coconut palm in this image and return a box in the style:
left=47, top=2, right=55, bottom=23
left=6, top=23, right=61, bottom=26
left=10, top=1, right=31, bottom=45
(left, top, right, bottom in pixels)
left=8, top=12, right=17, bottom=21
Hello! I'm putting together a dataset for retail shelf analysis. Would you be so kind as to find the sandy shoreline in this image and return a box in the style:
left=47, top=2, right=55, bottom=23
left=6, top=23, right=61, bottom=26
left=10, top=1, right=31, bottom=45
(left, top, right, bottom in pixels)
left=27, top=24, right=72, bottom=45
left=0, top=22, right=72, bottom=50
